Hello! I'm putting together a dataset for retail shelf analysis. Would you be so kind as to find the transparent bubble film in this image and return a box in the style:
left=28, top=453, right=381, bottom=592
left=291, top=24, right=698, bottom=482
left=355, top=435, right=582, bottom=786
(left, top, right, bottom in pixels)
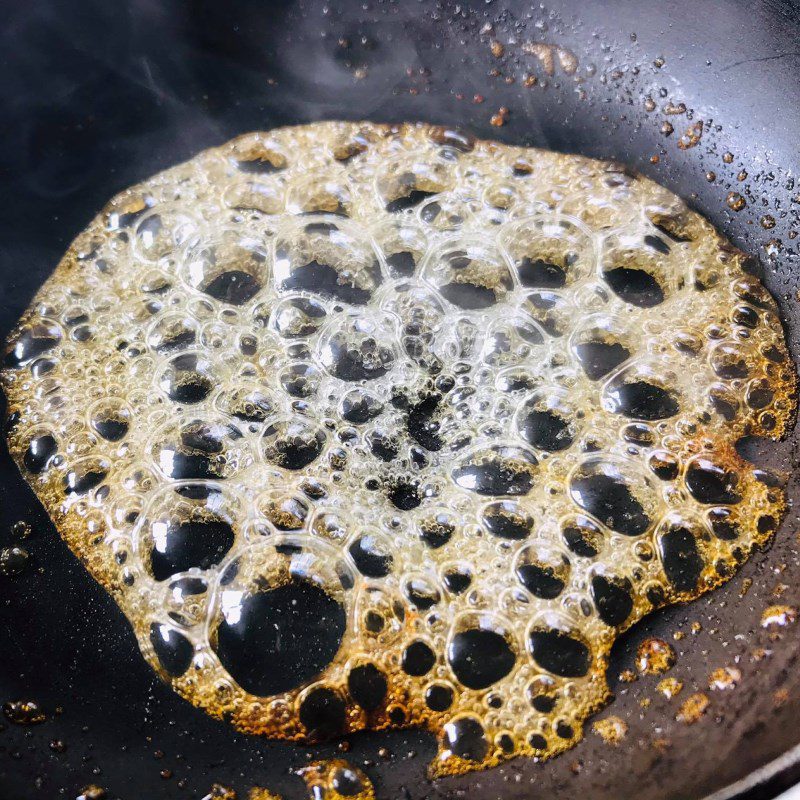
left=2, top=122, right=796, bottom=777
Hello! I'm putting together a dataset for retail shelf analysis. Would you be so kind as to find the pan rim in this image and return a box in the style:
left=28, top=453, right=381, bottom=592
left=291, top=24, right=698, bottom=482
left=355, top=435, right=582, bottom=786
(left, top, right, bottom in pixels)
left=705, top=741, right=800, bottom=800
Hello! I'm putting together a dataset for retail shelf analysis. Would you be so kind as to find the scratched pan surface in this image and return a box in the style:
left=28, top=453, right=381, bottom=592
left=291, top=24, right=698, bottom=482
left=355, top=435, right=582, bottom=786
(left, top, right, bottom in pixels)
left=0, top=1, right=799, bottom=798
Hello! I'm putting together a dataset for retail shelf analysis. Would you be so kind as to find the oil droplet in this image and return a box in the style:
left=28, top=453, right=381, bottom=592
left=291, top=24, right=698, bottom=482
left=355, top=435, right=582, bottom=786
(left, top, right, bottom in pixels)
left=726, top=193, right=746, bottom=212
left=656, top=677, right=683, bottom=699
left=592, top=715, right=628, bottom=745
left=0, top=546, right=30, bottom=576
left=660, top=122, right=674, bottom=136
left=723, top=152, right=734, bottom=164
left=676, top=692, right=709, bottom=724
left=708, top=666, right=741, bottom=691
left=644, top=97, right=656, bottom=112
left=490, top=40, right=505, bottom=58
left=761, top=605, right=797, bottom=628
left=636, top=638, right=676, bottom=675
left=705, top=171, right=716, bottom=182
left=3, top=699, right=46, bottom=725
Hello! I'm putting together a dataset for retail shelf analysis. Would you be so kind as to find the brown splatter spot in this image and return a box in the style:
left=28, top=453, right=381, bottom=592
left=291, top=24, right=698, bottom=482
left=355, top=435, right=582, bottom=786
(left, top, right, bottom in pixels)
left=248, top=789, right=282, bottom=800
left=677, top=122, right=703, bottom=149
left=709, top=666, right=741, bottom=691
left=656, top=677, right=683, bottom=700
left=652, top=737, right=672, bottom=752
left=2, top=699, right=46, bottom=725
left=76, top=788, right=107, bottom=800
left=676, top=692, right=709, bottom=724
left=727, top=192, right=746, bottom=212
left=773, top=688, right=789, bottom=708
left=298, top=760, right=375, bottom=800
left=636, top=638, right=676, bottom=675
left=202, top=787, right=237, bottom=800
left=592, top=715, right=628, bottom=745
left=761, top=605, right=797, bottom=629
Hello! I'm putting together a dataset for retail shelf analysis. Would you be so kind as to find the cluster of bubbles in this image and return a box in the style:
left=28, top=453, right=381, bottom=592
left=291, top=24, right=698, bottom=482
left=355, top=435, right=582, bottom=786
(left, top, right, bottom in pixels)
left=2, top=122, right=795, bottom=776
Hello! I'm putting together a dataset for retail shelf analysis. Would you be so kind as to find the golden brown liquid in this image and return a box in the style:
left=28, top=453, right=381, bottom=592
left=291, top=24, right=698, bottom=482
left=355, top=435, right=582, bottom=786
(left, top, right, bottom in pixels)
left=2, top=122, right=795, bottom=777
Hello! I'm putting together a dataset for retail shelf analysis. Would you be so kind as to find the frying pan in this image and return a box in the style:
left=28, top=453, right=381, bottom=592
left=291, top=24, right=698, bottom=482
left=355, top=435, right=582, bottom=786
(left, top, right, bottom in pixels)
left=1, top=1, right=799, bottom=798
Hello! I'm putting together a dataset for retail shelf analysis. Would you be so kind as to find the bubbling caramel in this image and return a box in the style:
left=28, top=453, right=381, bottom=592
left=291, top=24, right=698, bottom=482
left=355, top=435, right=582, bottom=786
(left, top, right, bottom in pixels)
left=2, top=122, right=796, bottom=777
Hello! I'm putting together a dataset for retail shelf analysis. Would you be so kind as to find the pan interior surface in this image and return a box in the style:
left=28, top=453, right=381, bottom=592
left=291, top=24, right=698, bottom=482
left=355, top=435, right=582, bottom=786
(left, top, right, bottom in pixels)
left=1, top=120, right=795, bottom=782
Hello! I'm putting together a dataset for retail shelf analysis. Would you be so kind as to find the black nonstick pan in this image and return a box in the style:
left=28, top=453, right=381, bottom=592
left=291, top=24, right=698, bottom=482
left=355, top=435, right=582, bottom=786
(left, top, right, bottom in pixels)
left=1, top=1, right=799, bottom=799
